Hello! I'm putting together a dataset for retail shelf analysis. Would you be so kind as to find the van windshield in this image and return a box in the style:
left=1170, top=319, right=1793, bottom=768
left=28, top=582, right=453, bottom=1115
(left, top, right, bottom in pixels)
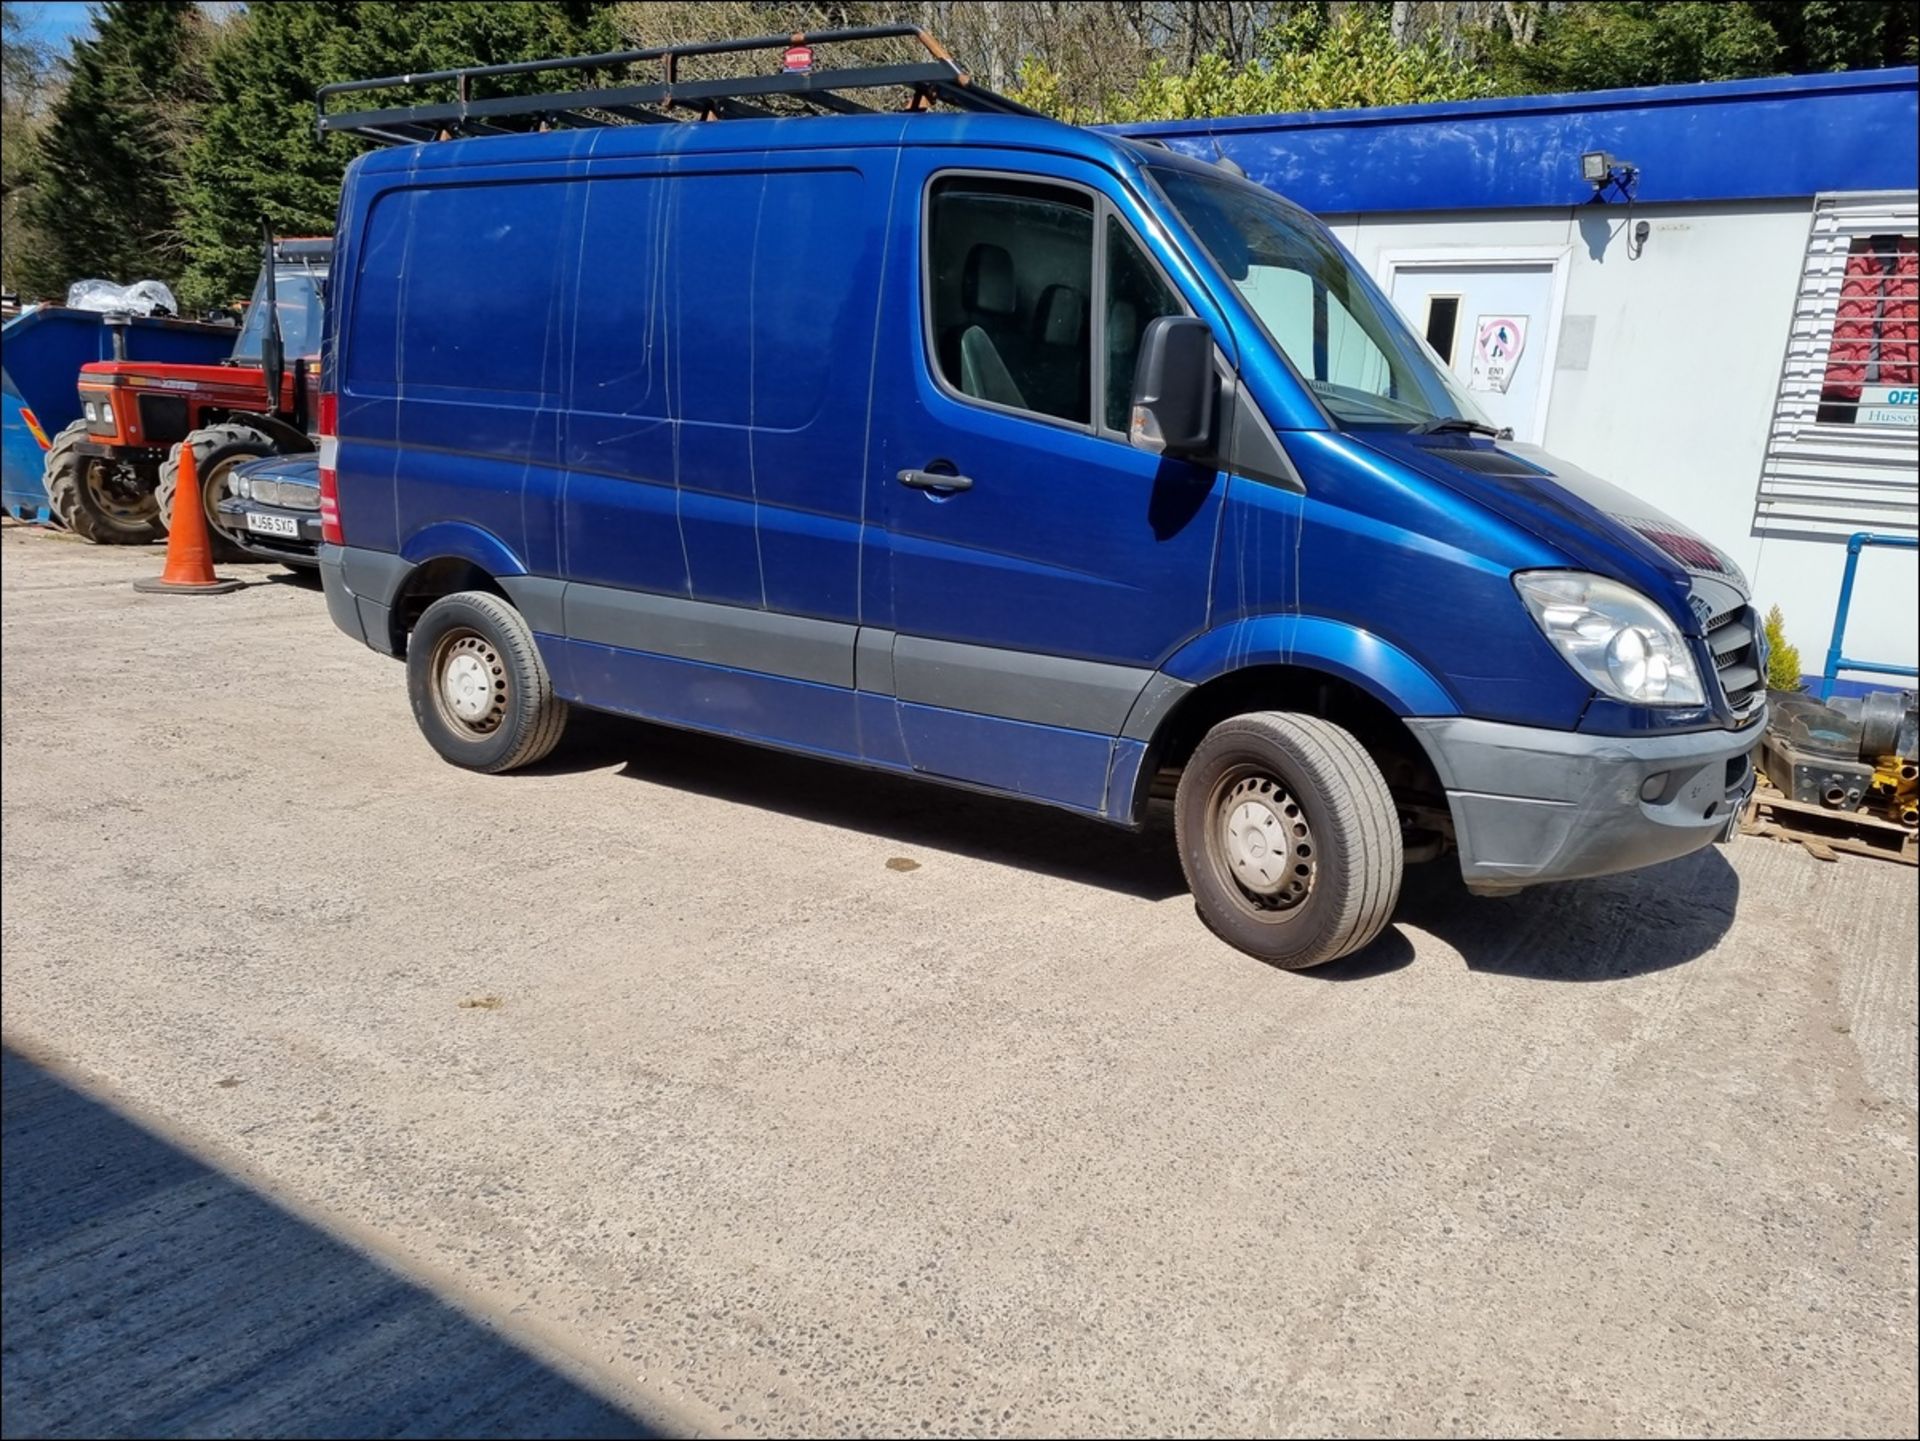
left=1151, top=166, right=1490, bottom=431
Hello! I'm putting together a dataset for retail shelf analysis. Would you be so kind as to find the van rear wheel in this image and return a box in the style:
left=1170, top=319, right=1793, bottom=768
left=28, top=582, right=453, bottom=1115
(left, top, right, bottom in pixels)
left=1175, top=711, right=1403, bottom=969
left=406, top=591, right=569, bottom=773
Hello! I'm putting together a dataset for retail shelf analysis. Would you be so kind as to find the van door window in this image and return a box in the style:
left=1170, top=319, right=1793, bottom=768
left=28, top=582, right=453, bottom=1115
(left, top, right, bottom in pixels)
left=927, top=177, right=1092, bottom=425
left=1103, top=216, right=1185, bottom=432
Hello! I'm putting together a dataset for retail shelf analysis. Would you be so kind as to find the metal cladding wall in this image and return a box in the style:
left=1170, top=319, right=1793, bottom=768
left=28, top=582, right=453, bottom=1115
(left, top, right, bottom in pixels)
left=1112, top=69, right=1919, bottom=214
left=1114, top=70, right=1920, bottom=686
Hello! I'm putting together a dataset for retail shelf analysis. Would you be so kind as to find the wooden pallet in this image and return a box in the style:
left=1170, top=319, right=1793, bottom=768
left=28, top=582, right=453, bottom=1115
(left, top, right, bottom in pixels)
left=1740, top=784, right=1918, bottom=865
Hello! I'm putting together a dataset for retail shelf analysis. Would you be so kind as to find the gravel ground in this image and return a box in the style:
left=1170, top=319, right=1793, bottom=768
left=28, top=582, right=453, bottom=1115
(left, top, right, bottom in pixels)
left=3, top=524, right=1915, bottom=1438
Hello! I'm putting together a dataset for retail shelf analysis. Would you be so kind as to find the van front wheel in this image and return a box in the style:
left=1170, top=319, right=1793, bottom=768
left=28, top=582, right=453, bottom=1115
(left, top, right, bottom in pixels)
left=406, top=591, right=569, bottom=773
left=1175, top=712, right=1403, bottom=969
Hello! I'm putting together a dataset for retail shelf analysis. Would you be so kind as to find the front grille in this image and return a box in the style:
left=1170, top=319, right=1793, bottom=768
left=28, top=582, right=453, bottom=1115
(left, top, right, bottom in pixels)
left=136, top=392, right=190, bottom=444
left=1707, top=604, right=1764, bottom=718
left=251, top=479, right=319, bottom=510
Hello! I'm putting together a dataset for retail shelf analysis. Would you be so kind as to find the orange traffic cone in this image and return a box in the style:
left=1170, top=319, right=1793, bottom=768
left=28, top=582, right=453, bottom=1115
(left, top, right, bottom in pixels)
left=134, top=443, right=244, bottom=595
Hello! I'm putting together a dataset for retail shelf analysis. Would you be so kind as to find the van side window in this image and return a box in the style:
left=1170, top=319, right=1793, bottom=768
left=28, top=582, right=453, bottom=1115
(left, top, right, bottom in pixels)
left=927, top=178, right=1092, bottom=425
left=1104, top=217, right=1184, bottom=432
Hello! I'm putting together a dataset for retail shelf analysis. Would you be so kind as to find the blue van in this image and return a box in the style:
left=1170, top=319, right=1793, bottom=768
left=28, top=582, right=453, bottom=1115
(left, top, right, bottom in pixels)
left=313, top=29, right=1763, bottom=968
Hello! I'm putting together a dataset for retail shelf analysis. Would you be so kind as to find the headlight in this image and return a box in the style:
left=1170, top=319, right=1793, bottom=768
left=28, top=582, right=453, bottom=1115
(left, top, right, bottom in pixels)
left=230, top=473, right=252, bottom=501
left=1515, top=571, right=1704, bottom=706
left=83, top=401, right=98, bottom=421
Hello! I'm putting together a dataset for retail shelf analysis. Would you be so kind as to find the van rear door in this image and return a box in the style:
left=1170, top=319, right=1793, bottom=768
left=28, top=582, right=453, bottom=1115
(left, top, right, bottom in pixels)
left=870, top=153, right=1231, bottom=814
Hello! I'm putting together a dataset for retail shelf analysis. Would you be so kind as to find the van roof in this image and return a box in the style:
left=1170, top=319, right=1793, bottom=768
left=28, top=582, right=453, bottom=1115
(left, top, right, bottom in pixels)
left=347, top=109, right=1160, bottom=178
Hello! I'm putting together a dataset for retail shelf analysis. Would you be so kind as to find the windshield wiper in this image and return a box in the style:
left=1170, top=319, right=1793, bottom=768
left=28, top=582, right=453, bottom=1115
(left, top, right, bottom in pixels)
left=1415, top=416, right=1513, bottom=440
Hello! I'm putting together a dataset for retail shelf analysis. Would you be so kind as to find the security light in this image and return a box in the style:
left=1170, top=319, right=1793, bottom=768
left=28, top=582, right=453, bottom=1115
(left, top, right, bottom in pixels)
left=1582, top=151, right=1639, bottom=195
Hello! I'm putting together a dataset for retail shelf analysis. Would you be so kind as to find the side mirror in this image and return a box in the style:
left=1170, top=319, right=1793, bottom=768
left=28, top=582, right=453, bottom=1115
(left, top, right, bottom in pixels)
left=1129, top=316, right=1216, bottom=459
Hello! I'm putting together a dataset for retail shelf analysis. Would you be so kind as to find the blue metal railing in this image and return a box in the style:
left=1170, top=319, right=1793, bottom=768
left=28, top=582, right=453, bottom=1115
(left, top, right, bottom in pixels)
left=1818, top=531, right=1919, bottom=701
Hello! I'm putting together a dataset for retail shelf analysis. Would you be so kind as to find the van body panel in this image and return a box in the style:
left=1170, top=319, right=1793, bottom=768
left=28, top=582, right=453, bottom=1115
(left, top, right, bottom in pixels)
left=561, top=583, right=856, bottom=690
left=874, top=146, right=1232, bottom=666
left=864, top=145, right=1240, bottom=803
left=559, top=640, right=864, bottom=760
left=892, top=635, right=1151, bottom=733
left=896, top=702, right=1119, bottom=813
left=560, top=154, right=888, bottom=623
left=321, top=112, right=1761, bottom=889
left=1159, top=613, right=1459, bottom=719
left=399, top=520, right=529, bottom=577
left=1217, top=439, right=1589, bottom=729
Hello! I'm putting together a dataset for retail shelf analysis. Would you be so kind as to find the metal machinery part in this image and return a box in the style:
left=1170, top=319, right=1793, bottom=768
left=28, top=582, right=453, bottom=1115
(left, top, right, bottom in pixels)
left=1763, top=687, right=1918, bottom=828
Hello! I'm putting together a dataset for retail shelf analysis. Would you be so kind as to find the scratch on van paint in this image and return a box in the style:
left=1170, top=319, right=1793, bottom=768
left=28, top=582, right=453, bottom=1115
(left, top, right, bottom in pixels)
left=390, top=146, right=426, bottom=535
left=853, top=124, right=911, bottom=635
left=559, top=133, right=605, bottom=578
left=660, top=158, right=695, bottom=599
left=746, top=164, right=770, bottom=610
left=853, top=126, right=914, bottom=773
left=1289, top=486, right=1306, bottom=664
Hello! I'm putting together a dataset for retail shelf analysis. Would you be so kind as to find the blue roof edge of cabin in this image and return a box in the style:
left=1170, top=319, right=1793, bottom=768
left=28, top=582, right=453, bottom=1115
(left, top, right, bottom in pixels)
left=1106, top=67, right=1920, bottom=213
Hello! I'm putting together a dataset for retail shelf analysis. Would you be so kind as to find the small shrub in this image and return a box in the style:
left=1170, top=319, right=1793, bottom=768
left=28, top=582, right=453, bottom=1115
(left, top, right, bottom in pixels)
left=1763, top=605, right=1803, bottom=692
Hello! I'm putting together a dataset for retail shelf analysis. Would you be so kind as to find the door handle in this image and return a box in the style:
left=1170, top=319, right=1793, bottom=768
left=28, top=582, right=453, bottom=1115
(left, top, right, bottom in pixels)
left=897, top=468, right=973, bottom=494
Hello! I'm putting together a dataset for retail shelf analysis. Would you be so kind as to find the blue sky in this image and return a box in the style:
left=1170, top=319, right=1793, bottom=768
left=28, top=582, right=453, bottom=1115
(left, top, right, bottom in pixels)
left=9, top=2, right=243, bottom=52
left=10, top=2, right=97, bottom=50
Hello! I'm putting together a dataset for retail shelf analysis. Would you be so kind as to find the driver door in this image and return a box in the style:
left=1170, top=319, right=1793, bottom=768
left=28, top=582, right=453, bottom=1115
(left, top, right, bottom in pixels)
left=868, top=155, right=1230, bottom=815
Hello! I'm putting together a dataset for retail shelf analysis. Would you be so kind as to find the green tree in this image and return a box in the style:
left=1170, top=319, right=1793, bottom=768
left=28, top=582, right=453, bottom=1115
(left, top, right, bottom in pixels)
left=1017, top=6, right=1494, bottom=125
left=1763, top=605, right=1804, bottom=692
left=180, top=1, right=619, bottom=309
left=15, top=1, right=202, bottom=300
left=1749, top=0, right=1919, bottom=71
left=2, top=3, right=64, bottom=295
left=1486, top=1, right=1918, bottom=94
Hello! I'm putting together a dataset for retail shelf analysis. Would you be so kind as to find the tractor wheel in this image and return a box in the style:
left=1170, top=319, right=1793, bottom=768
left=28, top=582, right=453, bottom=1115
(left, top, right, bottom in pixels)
left=158, top=422, right=294, bottom=564
left=41, top=420, right=166, bottom=545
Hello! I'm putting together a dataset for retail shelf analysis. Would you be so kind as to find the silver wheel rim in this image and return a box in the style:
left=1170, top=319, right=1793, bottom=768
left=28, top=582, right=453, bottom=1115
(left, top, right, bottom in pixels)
left=199, top=455, right=251, bottom=545
left=432, top=630, right=508, bottom=738
left=1214, top=772, right=1315, bottom=912
left=82, top=458, right=157, bottom=530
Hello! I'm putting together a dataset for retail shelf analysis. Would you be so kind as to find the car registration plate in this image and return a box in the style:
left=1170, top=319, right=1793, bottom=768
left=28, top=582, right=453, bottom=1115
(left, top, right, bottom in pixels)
left=246, top=512, right=300, bottom=538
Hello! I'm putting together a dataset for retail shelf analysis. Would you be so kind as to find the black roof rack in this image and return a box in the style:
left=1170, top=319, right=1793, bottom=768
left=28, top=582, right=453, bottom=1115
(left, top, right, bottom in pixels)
left=316, top=23, right=1045, bottom=145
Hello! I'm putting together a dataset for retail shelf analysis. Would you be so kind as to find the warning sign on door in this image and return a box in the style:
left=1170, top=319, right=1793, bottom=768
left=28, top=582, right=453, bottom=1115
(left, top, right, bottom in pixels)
left=1471, top=315, right=1528, bottom=393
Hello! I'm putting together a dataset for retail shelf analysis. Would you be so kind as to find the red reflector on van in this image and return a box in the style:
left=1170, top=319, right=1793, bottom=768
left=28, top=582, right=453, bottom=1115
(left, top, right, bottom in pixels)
left=318, top=392, right=342, bottom=545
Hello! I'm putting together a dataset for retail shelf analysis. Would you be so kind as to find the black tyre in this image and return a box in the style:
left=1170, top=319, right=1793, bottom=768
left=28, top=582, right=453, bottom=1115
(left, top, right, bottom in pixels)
left=41, top=420, right=165, bottom=544
left=159, top=422, right=294, bottom=563
left=406, top=591, right=569, bottom=774
left=1175, top=711, right=1403, bottom=969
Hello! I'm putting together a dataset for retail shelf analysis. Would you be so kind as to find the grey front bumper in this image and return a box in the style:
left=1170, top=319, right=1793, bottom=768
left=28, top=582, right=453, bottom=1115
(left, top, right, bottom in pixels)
left=1409, top=714, right=1762, bottom=894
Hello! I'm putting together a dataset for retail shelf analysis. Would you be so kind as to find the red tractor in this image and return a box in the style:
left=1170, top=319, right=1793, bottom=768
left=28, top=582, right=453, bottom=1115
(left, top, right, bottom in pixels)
left=44, top=233, right=330, bottom=557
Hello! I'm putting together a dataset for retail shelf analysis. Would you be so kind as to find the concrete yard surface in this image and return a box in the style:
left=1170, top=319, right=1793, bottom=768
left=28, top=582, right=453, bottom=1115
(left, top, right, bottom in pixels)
left=2, top=525, right=1916, bottom=1438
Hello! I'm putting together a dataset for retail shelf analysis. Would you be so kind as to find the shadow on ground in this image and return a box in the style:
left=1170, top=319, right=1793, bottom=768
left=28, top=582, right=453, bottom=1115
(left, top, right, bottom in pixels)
left=0, top=1046, right=658, bottom=1440
left=535, top=713, right=1742, bottom=980
left=1396, top=843, right=1740, bottom=980
left=533, top=710, right=1191, bottom=902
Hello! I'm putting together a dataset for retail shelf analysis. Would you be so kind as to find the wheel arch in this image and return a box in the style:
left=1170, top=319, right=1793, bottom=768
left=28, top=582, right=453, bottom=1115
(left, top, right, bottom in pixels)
left=383, top=524, right=545, bottom=658
left=1121, top=653, right=1453, bottom=832
left=385, top=556, right=511, bottom=658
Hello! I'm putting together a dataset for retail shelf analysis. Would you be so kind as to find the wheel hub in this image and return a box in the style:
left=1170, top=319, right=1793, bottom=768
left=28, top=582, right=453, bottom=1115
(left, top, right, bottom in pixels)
left=1219, top=775, right=1314, bottom=909
left=436, top=634, right=506, bottom=733
left=83, top=458, right=155, bottom=523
